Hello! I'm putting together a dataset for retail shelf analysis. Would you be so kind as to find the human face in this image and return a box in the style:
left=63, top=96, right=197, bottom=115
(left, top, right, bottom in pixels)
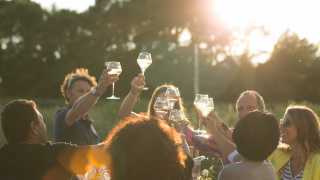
left=280, top=115, right=298, bottom=145
left=236, top=94, right=258, bottom=120
left=67, top=80, right=92, bottom=105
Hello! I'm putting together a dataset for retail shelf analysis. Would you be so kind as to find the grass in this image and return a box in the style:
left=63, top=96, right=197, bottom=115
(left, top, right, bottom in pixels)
left=0, top=98, right=319, bottom=147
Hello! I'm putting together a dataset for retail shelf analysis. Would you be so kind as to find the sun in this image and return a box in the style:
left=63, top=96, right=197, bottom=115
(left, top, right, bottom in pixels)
left=212, top=0, right=320, bottom=64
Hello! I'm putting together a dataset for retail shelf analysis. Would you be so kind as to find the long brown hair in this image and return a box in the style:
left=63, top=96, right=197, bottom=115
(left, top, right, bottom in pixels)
left=147, top=84, right=186, bottom=118
left=284, top=106, right=320, bottom=155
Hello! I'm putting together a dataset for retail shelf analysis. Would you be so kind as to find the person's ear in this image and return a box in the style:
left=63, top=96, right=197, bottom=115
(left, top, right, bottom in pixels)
left=66, top=88, right=72, bottom=99
left=30, top=120, right=40, bottom=136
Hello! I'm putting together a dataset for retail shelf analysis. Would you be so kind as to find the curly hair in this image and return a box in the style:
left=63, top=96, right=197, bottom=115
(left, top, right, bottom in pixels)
left=104, top=116, right=190, bottom=180
left=60, top=68, right=97, bottom=103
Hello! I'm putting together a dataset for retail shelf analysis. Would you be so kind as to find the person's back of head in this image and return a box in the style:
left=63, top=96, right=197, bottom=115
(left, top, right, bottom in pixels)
left=233, top=111, right=279, bottom=162
left=105, top=116, right=190, bottom=180
left=1, top=99, right=38, bottom=144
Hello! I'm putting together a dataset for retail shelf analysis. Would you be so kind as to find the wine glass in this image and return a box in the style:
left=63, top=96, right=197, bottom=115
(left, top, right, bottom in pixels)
left=137, top=51, right=152, bottom=90
left=165, top=87, right=180, bottom=97
left=153, top=96, right=170, bottom=119
left=169, top=109, right=184, bottom=122
left=165, top=87, right=180, bottom=109
left=194, top=94, right=209, bottom=130
left=192, top=156, right=207, bottom=180
left=105, top=61, right=122, bottom=100
left=206, top=97, right=214, bottom=115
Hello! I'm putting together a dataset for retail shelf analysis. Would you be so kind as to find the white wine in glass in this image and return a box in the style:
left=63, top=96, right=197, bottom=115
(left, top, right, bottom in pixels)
left=105, top=61, right=122, bottom=100
left=137, top=51, right=152, bottom=90
left=194, top=94, right=209, bottom=130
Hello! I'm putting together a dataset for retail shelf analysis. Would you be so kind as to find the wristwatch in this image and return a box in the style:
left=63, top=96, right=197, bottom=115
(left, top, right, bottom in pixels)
left=90, top=88, right=102, bottom=97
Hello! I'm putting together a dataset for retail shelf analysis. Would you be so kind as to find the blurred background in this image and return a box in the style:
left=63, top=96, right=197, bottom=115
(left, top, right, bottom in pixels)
left=1, top=0, right=320, bottom=144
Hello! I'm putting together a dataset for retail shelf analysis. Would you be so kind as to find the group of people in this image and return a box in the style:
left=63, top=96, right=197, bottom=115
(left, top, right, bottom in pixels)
left=0, top=67, right=320, bottom=180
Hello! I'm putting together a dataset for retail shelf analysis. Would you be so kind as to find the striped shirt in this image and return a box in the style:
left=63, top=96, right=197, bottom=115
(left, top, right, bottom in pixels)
left=280, top=160, right=303, bottom=180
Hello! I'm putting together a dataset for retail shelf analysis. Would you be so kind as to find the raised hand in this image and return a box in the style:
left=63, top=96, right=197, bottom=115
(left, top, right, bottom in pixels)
left=130, top=73, right=145, bottom=95
left=96, top=68, right=119, bottom=96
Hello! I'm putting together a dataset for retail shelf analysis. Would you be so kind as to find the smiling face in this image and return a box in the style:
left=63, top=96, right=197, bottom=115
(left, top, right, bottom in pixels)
left=66, top=80, right=92, bottom=105
left=280, top=115, right=298, bottom=146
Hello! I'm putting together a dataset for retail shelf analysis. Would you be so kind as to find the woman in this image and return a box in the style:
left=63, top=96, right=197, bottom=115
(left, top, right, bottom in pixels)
left=118, top=75, right=220, bottom=157
left=118, top=74, right=189, bottom=129
left=269, top=106, right=320, bottom=180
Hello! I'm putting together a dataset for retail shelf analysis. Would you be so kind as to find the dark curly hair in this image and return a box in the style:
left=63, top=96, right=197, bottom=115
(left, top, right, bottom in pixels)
left=233, top=111, right=280, bottom=161
left=104, top=116, right=190, bottom=180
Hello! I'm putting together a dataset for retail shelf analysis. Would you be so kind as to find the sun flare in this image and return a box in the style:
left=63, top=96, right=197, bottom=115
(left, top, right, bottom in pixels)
left=213, top=0, right=320, bottom=64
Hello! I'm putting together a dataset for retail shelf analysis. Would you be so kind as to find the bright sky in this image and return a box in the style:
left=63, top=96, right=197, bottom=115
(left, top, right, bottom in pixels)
left=32, top=0, right=320, bottom=64
left=31, top=0, right=95, bottom=13
left=214, top=0, right=320, bottom=64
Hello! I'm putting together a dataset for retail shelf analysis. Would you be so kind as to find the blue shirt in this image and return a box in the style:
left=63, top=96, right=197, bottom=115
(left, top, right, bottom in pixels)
left=54, top=107, right=100, bottom=145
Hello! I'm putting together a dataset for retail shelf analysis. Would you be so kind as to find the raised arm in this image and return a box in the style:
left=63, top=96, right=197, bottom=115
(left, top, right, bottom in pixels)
left=65, top=69, right=119, bottom=126
left=118, top=74, right=145, bottom=118
left=201, top=112, right=237, bottom=162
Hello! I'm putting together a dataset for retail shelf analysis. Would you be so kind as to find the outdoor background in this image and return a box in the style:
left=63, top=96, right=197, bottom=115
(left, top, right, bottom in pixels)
left=1, top=0, right=320, bottom=147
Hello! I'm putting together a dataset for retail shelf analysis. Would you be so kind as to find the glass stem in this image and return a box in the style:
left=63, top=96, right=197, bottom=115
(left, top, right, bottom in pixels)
left=112, top=82, right=115, bottom=97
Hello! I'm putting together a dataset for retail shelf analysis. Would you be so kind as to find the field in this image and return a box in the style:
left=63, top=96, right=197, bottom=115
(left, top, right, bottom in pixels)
left=0, top=98, right=319, bottom=147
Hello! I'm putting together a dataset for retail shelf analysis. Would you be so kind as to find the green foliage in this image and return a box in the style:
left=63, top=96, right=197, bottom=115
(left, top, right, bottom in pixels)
left=0, top=1, right=320, bottom=103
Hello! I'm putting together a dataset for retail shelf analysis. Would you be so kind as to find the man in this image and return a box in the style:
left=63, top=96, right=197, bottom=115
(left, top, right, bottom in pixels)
left=205, top=90, right=266, bottom=162
left=0, top=99, right=108, bottom=180
left=236, top=90, right=266, bottom=120
left=54, top=68, right=119, bottom=145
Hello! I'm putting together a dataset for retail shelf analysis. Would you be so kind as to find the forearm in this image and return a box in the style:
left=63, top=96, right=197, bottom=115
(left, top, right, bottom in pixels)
left=118, top=90, right=140, bottom=118
left=65, top=91, right=100, bottom=126
left=211, top=130, right=236, bottom=161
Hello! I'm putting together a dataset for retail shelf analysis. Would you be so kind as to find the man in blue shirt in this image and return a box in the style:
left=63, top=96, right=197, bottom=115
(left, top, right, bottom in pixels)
left=54, top=68, right=119, bottom=145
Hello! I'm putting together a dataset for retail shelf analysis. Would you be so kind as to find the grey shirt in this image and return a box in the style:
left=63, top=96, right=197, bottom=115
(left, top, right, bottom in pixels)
left=218, top=160, right=277, bottom=180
